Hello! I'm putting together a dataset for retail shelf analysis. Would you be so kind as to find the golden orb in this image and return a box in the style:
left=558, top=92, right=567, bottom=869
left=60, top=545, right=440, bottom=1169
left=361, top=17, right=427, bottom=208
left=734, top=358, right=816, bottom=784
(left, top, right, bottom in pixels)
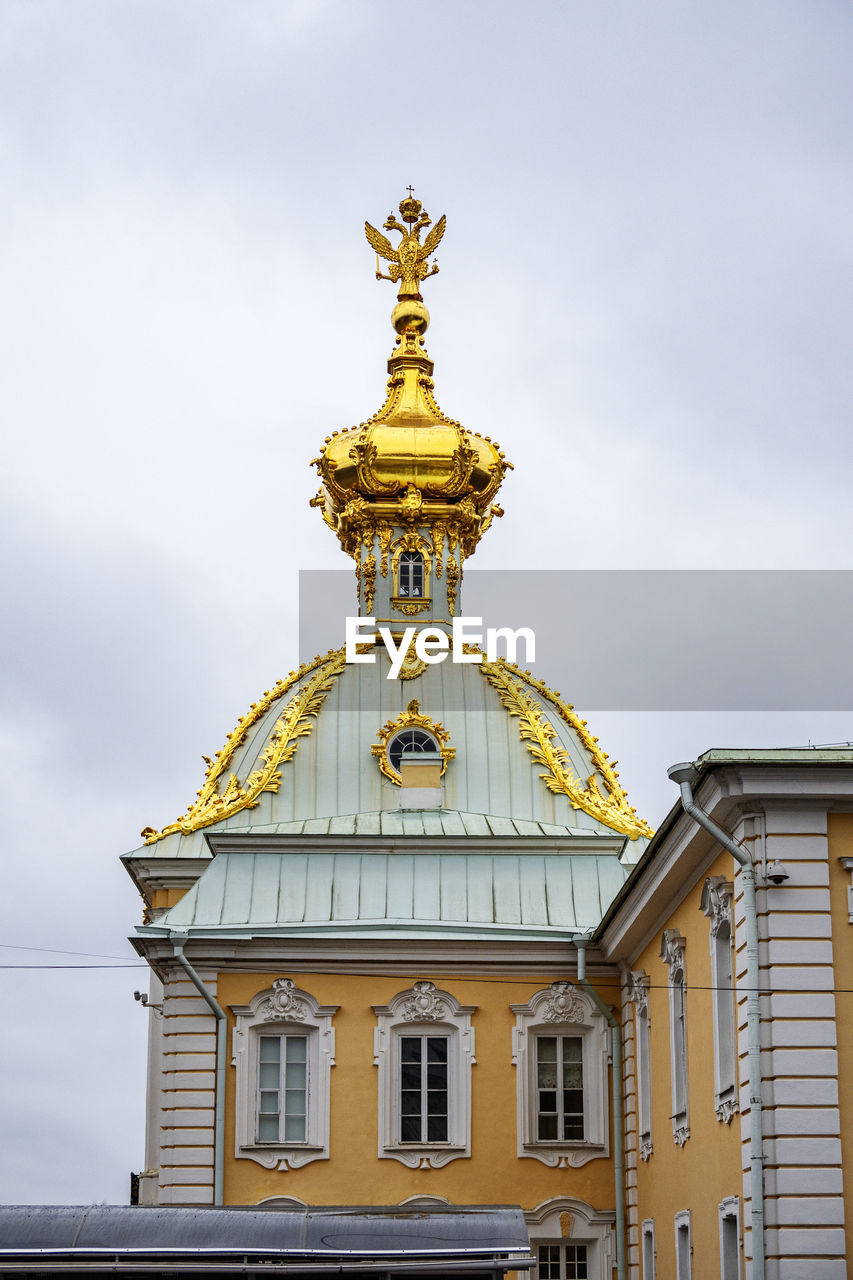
left=392, top=297, right=430, bottom=335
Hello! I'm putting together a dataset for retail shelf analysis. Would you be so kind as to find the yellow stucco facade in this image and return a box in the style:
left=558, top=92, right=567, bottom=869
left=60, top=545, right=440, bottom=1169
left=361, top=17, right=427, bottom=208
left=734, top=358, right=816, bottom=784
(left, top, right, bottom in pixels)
left=216, top=969, right=620, bottom=1212
left=629, top=848, right=742, bottom=1275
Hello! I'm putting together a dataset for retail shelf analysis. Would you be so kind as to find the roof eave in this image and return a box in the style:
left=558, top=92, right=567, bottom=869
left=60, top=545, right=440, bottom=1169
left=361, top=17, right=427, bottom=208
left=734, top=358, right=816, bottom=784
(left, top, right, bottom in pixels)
left=595, top=748, right=853, bottom=963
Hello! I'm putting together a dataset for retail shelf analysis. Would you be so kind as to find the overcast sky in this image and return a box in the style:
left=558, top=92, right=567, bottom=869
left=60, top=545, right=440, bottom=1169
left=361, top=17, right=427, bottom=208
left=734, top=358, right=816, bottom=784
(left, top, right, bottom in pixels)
left=1, top=0, right=852, bottom=1205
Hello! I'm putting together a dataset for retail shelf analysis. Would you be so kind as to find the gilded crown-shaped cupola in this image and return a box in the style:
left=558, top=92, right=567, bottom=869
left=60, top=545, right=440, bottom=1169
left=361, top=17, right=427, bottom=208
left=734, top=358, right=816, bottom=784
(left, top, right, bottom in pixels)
left=311, top=192, right=511, bottom=591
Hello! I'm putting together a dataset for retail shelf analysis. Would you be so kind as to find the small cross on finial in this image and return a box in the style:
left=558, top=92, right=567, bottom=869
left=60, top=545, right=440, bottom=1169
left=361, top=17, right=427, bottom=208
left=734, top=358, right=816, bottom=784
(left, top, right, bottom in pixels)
left=406, top=185, right=415, bottom=199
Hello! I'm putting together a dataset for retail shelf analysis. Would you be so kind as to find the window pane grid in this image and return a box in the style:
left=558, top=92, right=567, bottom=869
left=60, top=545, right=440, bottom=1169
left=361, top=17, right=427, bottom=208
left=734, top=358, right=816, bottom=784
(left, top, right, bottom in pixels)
left=537, top=1244, right=588, bottom=1280
left=388, top=729, right=437, bottom=773
left=672, top=973, right=688, bottom=1123
left=398, top=551, right=425, bottom=598
left=257, top=1034, right=308, bottom=1144
left=399, top=1035, right=448, bottom=1143
left=536, top=1036, right=584, bottom=1142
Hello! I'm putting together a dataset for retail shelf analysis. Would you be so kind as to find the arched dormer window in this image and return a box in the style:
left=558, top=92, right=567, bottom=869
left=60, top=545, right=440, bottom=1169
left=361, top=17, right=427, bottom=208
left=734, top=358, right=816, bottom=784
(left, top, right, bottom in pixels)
left=388, top=727, right=438, bottom=773
left=398, top=551, right=424, bottom=598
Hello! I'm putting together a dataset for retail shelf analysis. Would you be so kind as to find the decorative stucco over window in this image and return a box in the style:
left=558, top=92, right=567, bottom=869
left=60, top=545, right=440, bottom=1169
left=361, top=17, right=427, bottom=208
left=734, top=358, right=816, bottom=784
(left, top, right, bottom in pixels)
left=629, top=970, right=653, bottom=1161
left=231, top=979, right=338, bottom=1170
left=701, top=875, right=738, bottom=1124
left=660, top=930, right=689, bottom=1146
left=511, top=982, right=610, bottom=1168
left=373, top=980, right=476, bottom=1168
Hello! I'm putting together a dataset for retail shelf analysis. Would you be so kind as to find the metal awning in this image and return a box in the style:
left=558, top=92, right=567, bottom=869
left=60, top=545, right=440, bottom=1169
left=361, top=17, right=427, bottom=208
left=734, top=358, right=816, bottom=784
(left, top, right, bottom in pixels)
left=0, top=1204, right=535, bottom=1276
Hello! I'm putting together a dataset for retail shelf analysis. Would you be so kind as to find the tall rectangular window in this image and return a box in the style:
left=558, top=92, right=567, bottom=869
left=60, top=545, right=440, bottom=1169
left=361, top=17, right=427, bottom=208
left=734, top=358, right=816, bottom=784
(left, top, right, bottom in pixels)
left=537, top=1244, right=588, bottom=1280
left=257, top=1033, right=308, bottom=1143
left=671, top=975, right=688, bottom=1124
left=398, top=552, right=424, bottom=598
left=536, top=1035, right=584, bottom=1141
left=641, top=1220, right=655, bottom=1279
left=674, top=1211, right=692, bottom=1280
left=632, top=973, right=652, bottom=1159
left=713, top=928, right=736, bottom=1095
left=511, top=984, right=608, bottom=1166
left=400, top=1035, right=448, bottom=1142
left=718, top=1198, right=741, bottom=1280
left=702, top=878, right=738, bottom=1122
left=661, top=930, right=689, bottom=1144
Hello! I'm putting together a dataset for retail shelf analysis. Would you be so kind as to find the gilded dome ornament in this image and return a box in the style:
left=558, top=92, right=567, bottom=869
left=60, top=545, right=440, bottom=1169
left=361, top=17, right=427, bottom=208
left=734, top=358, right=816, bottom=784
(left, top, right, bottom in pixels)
left=312, top=191, right=511, bottom=563
left=365, top=189, right=446, bottom=317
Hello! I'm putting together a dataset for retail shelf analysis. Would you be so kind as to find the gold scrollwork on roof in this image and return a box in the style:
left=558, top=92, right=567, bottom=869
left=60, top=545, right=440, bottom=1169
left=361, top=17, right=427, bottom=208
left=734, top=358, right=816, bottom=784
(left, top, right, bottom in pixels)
left=478, top=659, right=654, bottom=841
left=445, top=558, right=460, bottom=616
left=377, top=523, right=392, bottom=576
left=392, top=599, right=431, bottom=615
left=371, top=698, right=455, bottom=785
left=351, top=441, right=401, bottom=497
left=396, top=647, right=429, bottom=681
left=362, top=553, right=377, bottom=614
left=140, top=649, right=347, bottom=844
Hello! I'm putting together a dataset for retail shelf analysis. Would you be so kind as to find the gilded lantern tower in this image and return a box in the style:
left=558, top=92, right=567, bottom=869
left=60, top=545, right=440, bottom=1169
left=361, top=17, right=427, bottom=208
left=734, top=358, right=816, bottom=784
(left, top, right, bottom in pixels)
left=312, top=192, right=510, bottom=623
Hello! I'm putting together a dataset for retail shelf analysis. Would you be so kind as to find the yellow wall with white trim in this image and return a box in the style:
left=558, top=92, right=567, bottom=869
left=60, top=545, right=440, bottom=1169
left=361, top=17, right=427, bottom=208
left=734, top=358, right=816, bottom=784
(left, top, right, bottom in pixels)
left=632, top=849, right=742, bottom=1276
left=214, top=970, right=619, bottom=1212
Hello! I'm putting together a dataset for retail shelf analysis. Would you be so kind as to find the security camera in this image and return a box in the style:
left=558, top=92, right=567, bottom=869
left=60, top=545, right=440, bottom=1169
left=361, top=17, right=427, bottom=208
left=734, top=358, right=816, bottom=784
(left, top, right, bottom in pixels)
left=765, top=860, right=790, bottom=886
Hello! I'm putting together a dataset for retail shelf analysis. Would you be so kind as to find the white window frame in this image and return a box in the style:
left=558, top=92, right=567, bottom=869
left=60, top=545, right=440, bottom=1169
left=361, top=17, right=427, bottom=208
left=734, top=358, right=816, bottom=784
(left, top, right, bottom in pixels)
left=535, top=1241, right=589, bottom=1280
left=398, top=550, right=425, bottom=599
left=701, top=876, right=739, bottom=1124
left=641, top=1219, right=656, bottom=1279
left=511, top=982, right=609, bottom=1168
left=373, top=980, right=476, bottom=1168
left=629, top=970, right=653, bottom=1161
left=674, top=1210, right=692, bottom=1280
left=231, top=978, right=337, bottom=1170
left=526, top=1197, right=615, bottom=1280
left=718, top=1197, right=742, bottom=1280
left=660, top=931, right=689, bottom=1146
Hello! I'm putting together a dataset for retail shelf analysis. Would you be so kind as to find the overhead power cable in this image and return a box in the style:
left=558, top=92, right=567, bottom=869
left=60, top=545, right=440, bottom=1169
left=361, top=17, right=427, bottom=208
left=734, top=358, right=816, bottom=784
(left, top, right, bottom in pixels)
left=0, top=963, right=147, bottom=969
left=0, top=942, right=140, bottom=961
left=1, top=959, right=853, bottom=995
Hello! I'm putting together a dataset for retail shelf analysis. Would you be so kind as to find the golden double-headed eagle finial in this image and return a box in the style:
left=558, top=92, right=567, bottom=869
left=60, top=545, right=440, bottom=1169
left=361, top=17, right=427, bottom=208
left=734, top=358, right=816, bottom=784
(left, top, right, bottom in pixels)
left=365, top=188, right=446, bottom=301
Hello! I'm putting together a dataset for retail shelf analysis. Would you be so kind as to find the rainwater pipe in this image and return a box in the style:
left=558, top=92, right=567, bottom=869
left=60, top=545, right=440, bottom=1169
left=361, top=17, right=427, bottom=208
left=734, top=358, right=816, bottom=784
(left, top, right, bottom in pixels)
left=170, top=931, right=226, bottom=1206
left=667, top=763, right=765, bottom=1280
left=572, top=934, right=625, bottom=1280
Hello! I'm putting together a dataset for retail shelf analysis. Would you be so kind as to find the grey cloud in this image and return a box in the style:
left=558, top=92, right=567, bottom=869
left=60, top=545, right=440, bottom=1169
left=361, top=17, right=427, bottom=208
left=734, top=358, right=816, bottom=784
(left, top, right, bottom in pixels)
left=2, top=0, right=852, bottom=1204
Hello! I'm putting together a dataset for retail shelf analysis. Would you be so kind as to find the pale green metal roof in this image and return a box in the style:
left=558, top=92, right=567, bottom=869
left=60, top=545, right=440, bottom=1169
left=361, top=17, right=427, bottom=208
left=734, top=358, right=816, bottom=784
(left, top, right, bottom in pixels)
left=218, top=811, right=598, bottom=839
left=134, top=657, right=650, bottom=853
left=127, top=811, right=642, bottom=860
left=144, top=848, right=627, bottom=939
left=697, top=747, right=853, bottom=765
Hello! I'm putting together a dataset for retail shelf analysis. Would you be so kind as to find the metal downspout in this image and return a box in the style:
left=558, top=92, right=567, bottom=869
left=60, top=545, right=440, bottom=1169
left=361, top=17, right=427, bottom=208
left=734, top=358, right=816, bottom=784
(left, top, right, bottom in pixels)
left=572, top=935, right=625, bottom=1280
left=170, top=932, right=226, bottom=1206
left=667, top=763, right=765, bottom=1280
